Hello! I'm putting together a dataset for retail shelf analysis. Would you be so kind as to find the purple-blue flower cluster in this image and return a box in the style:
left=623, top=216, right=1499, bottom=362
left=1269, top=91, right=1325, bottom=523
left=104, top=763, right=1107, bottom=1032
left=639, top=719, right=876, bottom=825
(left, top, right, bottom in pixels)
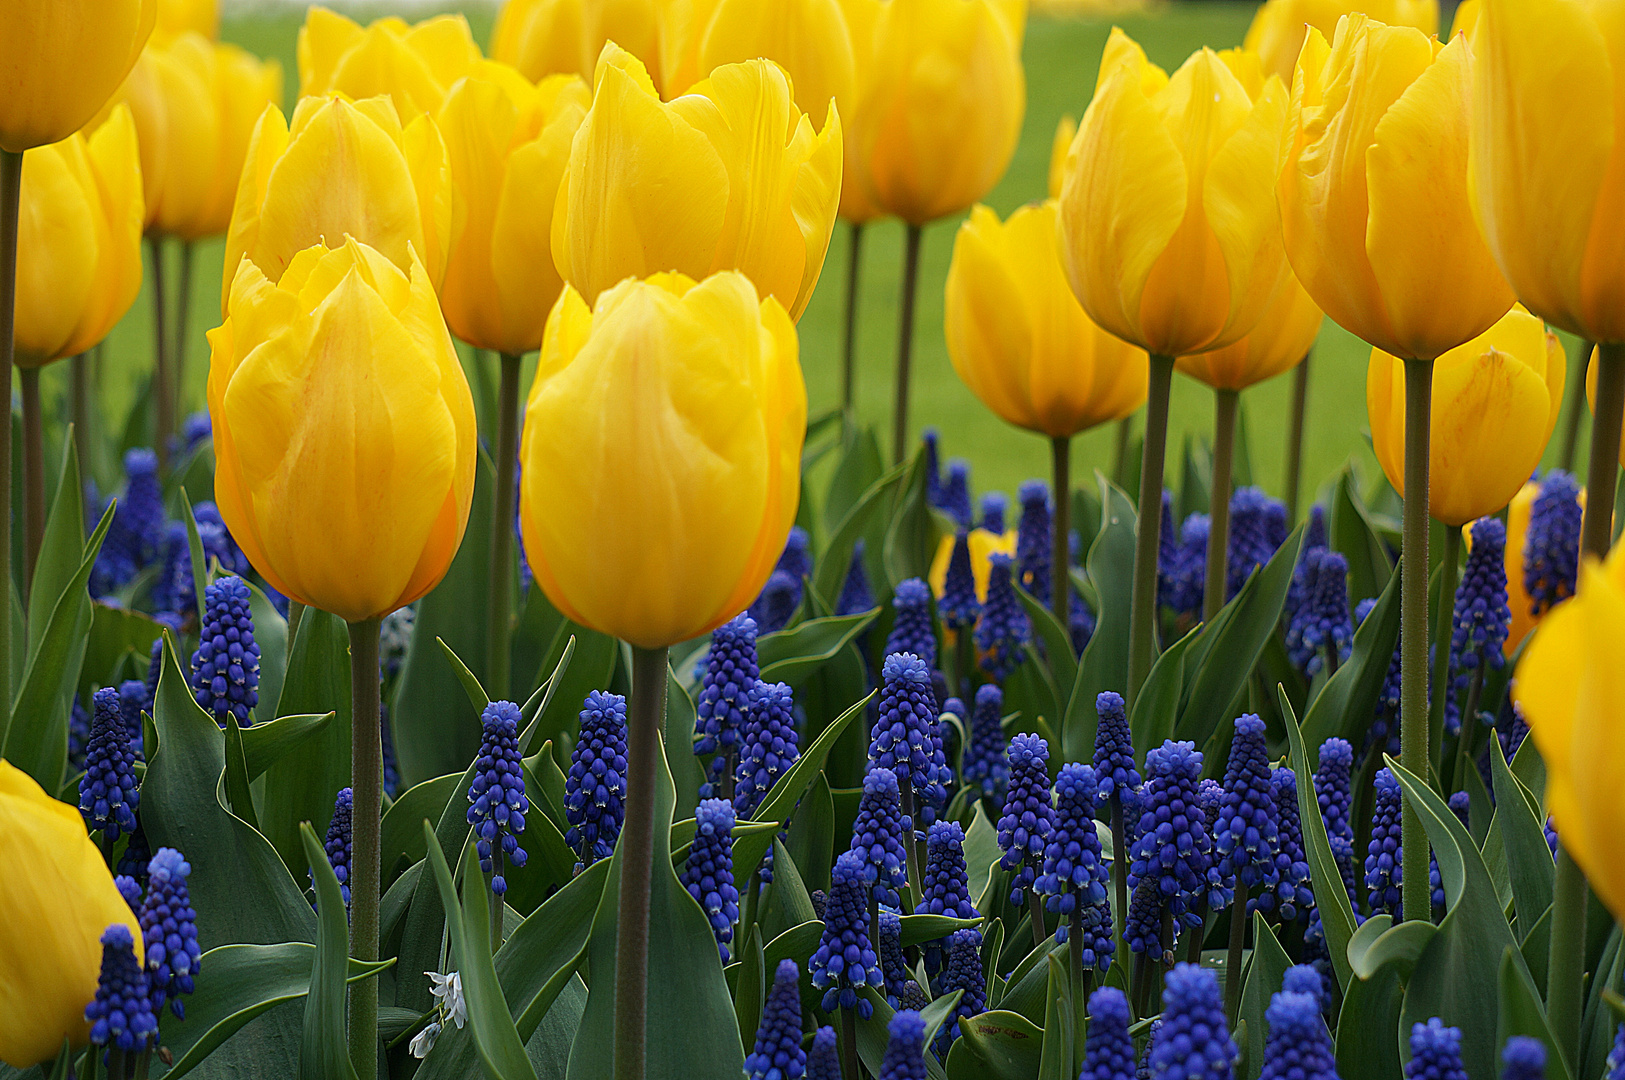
left=681, top=798, right=739, bottom=962
left=962, top=684, right=1009, bottom=799
left=695, top=614, right=759, bottom=798
left=80, top=686, right=140, bottom=841
left=997, top=734, right=1055, bottom=903
left=189, top=576, right=260, bottom=727
left=564, top=690, right=626, bottom=868
left=810, top=849, right=883, bottom=1017
left=466, top=701, right=529, bottom=895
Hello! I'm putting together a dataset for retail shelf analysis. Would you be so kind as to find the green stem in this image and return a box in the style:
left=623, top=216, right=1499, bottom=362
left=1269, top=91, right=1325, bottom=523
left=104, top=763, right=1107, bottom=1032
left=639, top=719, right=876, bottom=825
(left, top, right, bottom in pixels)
left=1110, top=796, right=1128, bottom=948
left=1204, top=389, right=1239, bottom=624
left=1052, top=435, right=1071, bottom=631
left=20, top=366, right=42, bottom=603
left=1028, top=885, right=1047, bottom=953
left=1400, top=358, right=1434, bottom=924
left=1453, top=664, right=1485, bottom=793
left=1584, top=343, right=1624, bottom=555
left=172, top=240, right=193, bottom=428
left=1548, top=847, right=1587, bottom=1072
left=1069, top=906, right=1085, bottom=1075
left=899, top=780, right=923, bottom=906
left=840, top=1005, right=863, bottom=1080
left=72, top=352, right=91, bottom=483
left=1284, top=352, right=1311, bottom=523
left=615, top=646, right=668, bottom=1080
left=1559, top=341, right=1593, bottom=473
left=1130, top=949, right=1149, bottom=1020
left=1224, top=886, right=1249, bottom=1023
left=892, top=224, right=923, bottom=466
left=1184, top=904, right=1206, bottom=964
left=148, top=237, right=172, bottom=473
left=488, top=850, right=504, bottom=948
left=1112, top=416, right=1133, bottom=491
left=347, top=617, right=383, bottom=1080
left=487, top=352, right=521, bottom=699
left=0, top=149, right=22, bottom=718
left=1127, top=355, right=1176, bottom=707
left=843, top=222, right=864, bottom=414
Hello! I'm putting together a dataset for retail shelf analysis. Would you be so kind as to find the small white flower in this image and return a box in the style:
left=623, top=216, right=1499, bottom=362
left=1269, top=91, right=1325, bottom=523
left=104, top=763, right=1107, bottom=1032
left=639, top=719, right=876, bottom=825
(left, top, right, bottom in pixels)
left=427, top=970, right=467, bottom=1029
left=409, top=1020, right=441, bottom=1059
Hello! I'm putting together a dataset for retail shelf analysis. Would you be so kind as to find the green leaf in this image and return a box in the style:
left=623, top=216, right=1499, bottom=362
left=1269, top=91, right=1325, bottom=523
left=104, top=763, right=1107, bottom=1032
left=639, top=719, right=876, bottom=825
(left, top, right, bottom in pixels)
left=1346, top=915, right=1434, bottom=982
left=665, top=666, right=705, bottom=820
left=854, top=989, right=951, bottom=1080
left=1015, top=584, right=1077, bottom=696
left=27, top=431, right=85, bottom=660
left=1498, top=947, right=1573, bottom=1080
left=883, top=448, right=940, bottom=590
left=1279, top=689, right=1355, bottom=991
left=379, top=773, right=464, bottom=885
left=438, top=636, right=490, bottom=714
left=1488, top=735, right=1556, bottom=939
left=815, top=447, right=904, bottom=605
left=1327, top=467, right=1394, bottom=605
left=1300, top=559, right=1401, bottom=750
left=734, top=925, right=765, bottom=1052
left=223, top=715, right=256, bottom=828
left=785, top=772, right=835, bottom=897
left=1129, top=626, right=1197, bottom=759
left=1063, top=474, right=1137, bottom=763
left=81, top=603, right=163, bottom=704
left=964, top=804, right=1004, bottom=917
left=523, top=614, right=618, bottom=760
left=261, top=609, right=352, bottom=875
left=298, top=823, right=361, bottom=1080
left=245, top=580, right=288, bottom=723
left=1038, top=956, right=1070, bottom=1080
left=178, top=489, right=210, bottom=631
left=238, top=712, right=333, bottom=782
left=947, top=1010, right=1044, bottom=1080
left=899, top=914, right=984, bottom=948
left=1333, top=959, right=1404, bottom=1080
left=1238, top=913, right=1293, bottom=1080
left=756, top=610, right=879, bottom=687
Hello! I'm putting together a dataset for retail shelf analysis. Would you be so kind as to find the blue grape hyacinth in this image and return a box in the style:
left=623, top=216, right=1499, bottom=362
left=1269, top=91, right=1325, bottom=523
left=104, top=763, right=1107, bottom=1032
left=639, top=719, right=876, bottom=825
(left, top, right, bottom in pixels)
left=1037, top=764, right=1111, bottom=964
left=750, top=570, right=800, bottom=635
left=91, top=448, right=167, bottom=597
left=1449, top=516, right=1511, bottom=725
left=1314, top=737, right=1358, bottom=901
left=118, top=679, right=149, bottom=758
left=849, top=767, right=910, bottom=909
left=1132, top=740, right=1226, bottom=922
left=837, top=540, right=875, bottom=617
left=320, top=787, right=353, bottom=907
left=1525, top=471, right=1582, bottom=616
left=870, top=653, right=948, bottom=827
left=746, top=959, right=806, bottom=1080
left=139, top=847, right=202, bottom=1020
left=880, top=1010, right=929, bottom=1080
left=1269, top=767, right=1315, bottom=922
left=920, top=821, right=978, bottom=975
left=810, top=850, right=883, bottom=1017
left=1285, top=505, right=1329, bottom=624
left=1366, top=767, right=1404, bottom=918
left=807, top=1027, right=841, bottom=1080
left=1124, top=877, right=1168, bottom=957
left=1150, top=964, right=1237, bottom=1080
left=962, top=684, right=1009, bottom=799
left=997, top=734, right=1055, bottom=904
left=1500, top=1036, right=1545, bottom=1080
left=467, top=701, right=529, bottom=894
left=1092, top=691, right=1142, bottom=817
left=85, top=925, right=157, bottom=1052
left=1228, top=487, right=1289, bottom=599
left=695, top=614, right=759, bottom=798
left=980, top=491, right=1007, bottom=533
left=939, top=531, right=982, bottom=630
left=1081, top=987, right=1135, bottom=1080
left=877, top=908, right=914, bottom=1006
left=564, top=690, right=626, bottom=869
left=1259, top=987, right=1338, bottom=1080
left=190, top=576, right=261, bottom=727
left=1214, top=714, right=1280, bottom=904
left=1406, top=1019, right=1470, bottom=1080
left=1165, top=512, right=1209, bottom=620
left=885, top=579, right=938, bottom=668
left=80, top=686, right=140, bottom=841
left=975, top=553, right=1029, bottom=680
left=923, top=429, right=944, bottom=507
left=934, top=928, right=986, bottom=1056
left=682, top=799, right=740, bottom=962
left=1016, top=480, right=1052, bottom=604
left=942, top=460, right=973, bottom=529
left=1285, top=549, right=1354, bottom=675
left=1158, top=490, right=1180, bottom=610
left=736, top=680, right=799, bottom=819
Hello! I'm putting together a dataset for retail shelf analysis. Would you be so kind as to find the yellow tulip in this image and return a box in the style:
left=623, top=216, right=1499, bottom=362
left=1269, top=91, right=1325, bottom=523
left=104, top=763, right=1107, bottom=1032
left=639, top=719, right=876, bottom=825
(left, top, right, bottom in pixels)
left=1176, top=273, right=1322, bottom=392
left=0, top=761, right=142, bottom=1068
left=859, top=0, right=1025, bottom=226
left=491, top=0, right=587, bottom=81
left=1046, top=115, right=1075, bottom=201
left=207, top=238, right=476, bottom=623
left=1505, top=480, right=1538, bottom=655
left=1448, top=0, right=1478, bottom=41
left=1367, top=304, right=1564, bottom=527
left=690, top=0, right=856, bottom=125
left=223, top=94, right=451, bottom=309
left=117, top=32, right=282, bottom=239
left=1470, top=0, right=1625, bottom=344
left=835, top=0, right=885, bottom=224
left=439, top=64, right=589, bottom=355
left=297, top=7, right=483, bottom=121
left=154, top=0, right=217, bottom=42
left=0, top=0, right=156, bottom=153
left=1057, top=34, right=1291, bottom=357
left=1279, top=16, right=1514, bottom=362
left=518, top=272, right=806, bottom=649
left=928, top=528, right=1017, bottom=604
left=1242, top=0, right=1437, bottom=83
left=12, top=107, right=143, bottom=366
left=551, top=45, right=841, bottom=321
left=1514, top=540, right=1625, bottom=924
left=582, top=0, right=665, bottom=90
left=946, top=200, right=1147, bottom=438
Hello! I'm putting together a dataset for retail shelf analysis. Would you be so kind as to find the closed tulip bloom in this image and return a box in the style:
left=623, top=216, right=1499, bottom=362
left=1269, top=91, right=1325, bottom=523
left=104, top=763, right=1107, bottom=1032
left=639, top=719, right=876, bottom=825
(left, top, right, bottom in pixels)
left=518, top=272, right=805, bottom=649
left=835, top=0, right=885, bottom=224
left=207, top=238, right=476, bottom=623
left=223, top=94, right=451, bottom=307
left=859, top=0, right=1025, bottom=226
left=928, top=527, right=1017, bottom=604
left=118, top=33, right=282, bottom=238
left=947, top=201, right=1147, bottom=438
left=0, top=761, right=143, bottom=1068
left=154, top=0, right=217, bottom=41
left=1504, top=481, right=1540, bottom=655
left=490, top=0, right=586, bottom=81
left=1448, top=0, right=1478, bottom=42
left=297, top=7, right=482, bottom=121
left=0, top=0, right=156, bottom=153
left=12, top=107, right=143, bottom=366
left=439, top=63, right=589, bottom=354
left=1368, top=305, right=1564, bottom=525
left=1515, top=540, right=1625, bottom=923
left=691, top=0, right=856, bottom=125
left=1279, top=16, right=1514, bottom=361
left=582, top=0, right=664, bottom=89
left=1058, top=35, right=1291, bottom=357
left=551, top=45, right=841, bottom=321
left=1047, top=115, right=1075, bottom=200
left=1178, top=274, right=1322, bottom=391
left=1243, top=0, right=1437, bottom=83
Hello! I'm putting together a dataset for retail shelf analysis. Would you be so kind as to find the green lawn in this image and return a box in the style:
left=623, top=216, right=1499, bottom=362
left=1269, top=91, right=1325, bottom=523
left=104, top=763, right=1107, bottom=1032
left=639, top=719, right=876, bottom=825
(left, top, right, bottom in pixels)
left=57, top=1, right=1587, bottom=515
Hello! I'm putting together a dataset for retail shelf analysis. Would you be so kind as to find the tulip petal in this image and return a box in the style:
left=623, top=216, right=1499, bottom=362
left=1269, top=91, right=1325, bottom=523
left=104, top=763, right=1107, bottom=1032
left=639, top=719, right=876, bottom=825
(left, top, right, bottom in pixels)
left=61, top=106, right=145, bottom=360
left=11, top=140, right=98, bottom=363
left=0, top=0, right=155, bottom=153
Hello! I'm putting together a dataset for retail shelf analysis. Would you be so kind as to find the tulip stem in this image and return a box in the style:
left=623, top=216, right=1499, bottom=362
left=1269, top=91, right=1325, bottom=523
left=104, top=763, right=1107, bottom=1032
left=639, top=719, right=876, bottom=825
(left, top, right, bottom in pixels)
left=1559, top=341, right=1594, bottom=473
left=1430, top=523, right=1461, bottom=767
left=1583, top=343, right=1624, bottom=556
left=173, top=241, right=193, bottom=429
left=20, top=367, right=44, bottom=602
left=1112, top=417, right=1133, bottom=491
left=1400, top=357, right=1434, bottom=924
left=72, top=352, right=92, bottom=482
left=347, top=616, right=383, bottom=1080
left=1051, top=435, right=1071, bottom=631
left=0, top=149, right=21, bottom=718
left=616, top=645, right=667, bottom=1080
left=1284, top=352, right=1312, bottom=522
left=892, top=224, right=923, bottom=466
left=1127, top=354, right=1176, bottom=708
left=1204, top=389, right=1239, bottom=624
left=1225, top=886, right=1250, bottom=1024
left=487, top=352, right=521, bottom=699
left=148, top=238, right=173, bottom=473
left=843, top=222, right=864, bottom=415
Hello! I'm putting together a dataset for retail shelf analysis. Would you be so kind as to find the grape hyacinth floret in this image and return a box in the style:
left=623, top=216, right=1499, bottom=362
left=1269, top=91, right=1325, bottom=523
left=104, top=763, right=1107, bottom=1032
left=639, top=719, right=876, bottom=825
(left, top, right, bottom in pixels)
left=1080, top=987, right=1135, bottom=1080
left=962, top=684, right=1009, bottom=799
left=139, top=847, right=201, bottom=1019
left=750, top=571, right=801, bottom=635
left=80, top=686, right=140, bottom=841
left=942, top=460, right=973, bottom=529
left=1016, top=480, right=1052, bottom=604
left=849, top=767, right=910, bottom=909
left=1269, top=767, right=1314, bottom=922
left=871, top=653, right=948, bottom=827
left=695, top=614, right=759, bottom=798
left=810, top=850, right=883, bottom=1017
left=1132, top=740, right=1226, bottom=919
left=745, top=959, right=807, bottom=1080
left=885, top=579, right=938, bottom=668
left=1605, top=1023, right=1625, bottom=1080
left=85, top=924, right=157, bottom=1052
left=736, top=680, right=800, bottom=819
left=189, top=576, right=261, bottom=727
left=975, top=553, right=1029, bottom=680
left=466, top=701, right=528, bottom=894
left=682, top=798, right=740, bottom=962
left=934, top=928, right=986, bottom=1056
left=881, top=1010, right=930, bottom=1080
left=939, top=531, right=982, bottom=630
left=1500, top=1036, right=1546, bottom=1080
left=1150, top=964, right=1237, bottom=1080
left=1037, top=764, right=1110, bottom=958
left=1259, top=988, right=1338, bottom=1080
left=1405, top=1019, right=1470, bottom=1080
left=1215, top=714, right=1280, bottom=902
left=1366, top=768, right=1404, bottom=918
left=997, top=734, right=1055, bottom=904
left=320, top=787, right=352, bottom=907
left=1524, top=471, right=1582, bottom=616
left=564, top=690, right=627, bottom=869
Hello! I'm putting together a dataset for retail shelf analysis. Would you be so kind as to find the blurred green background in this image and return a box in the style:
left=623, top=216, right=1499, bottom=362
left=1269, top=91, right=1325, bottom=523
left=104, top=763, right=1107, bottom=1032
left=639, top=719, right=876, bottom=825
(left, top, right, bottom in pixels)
left=67, top=1, right=1588, bottom=517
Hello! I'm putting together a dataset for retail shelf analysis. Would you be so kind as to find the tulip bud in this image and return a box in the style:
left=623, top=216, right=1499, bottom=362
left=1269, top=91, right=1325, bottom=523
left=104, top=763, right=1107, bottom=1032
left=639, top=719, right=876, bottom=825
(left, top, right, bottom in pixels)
left=0, top=761, right=143, bottom=1068
left=0, top=0, right=156, bottom=153
left=491, top=0, right=587, bottom=81
left=928, top=527, right=1016, bottom=605
left=583, top=0, right=664, bottom=89
left=439, top=63, right=589, bottom=354
left=1279, top=15, right=1514, bottom=361
left=154, top=0, right=218, bottom=42
left=518, top=272, right=806, bottom=649
left=207, top=238, right=476, bottom=623
left=1176, top=273, right=1322, bottom=392
left=297, top=7, right=483, bottom=120
left=835, top=0, right=885, bottom=224
left=223, top=94, right=452, bottom=309
left=1046, top=115, right=1075, bottom=201
left=1367, top=305, right=1564, bottom=526
left=859, top=0, right=1026, bottom=226
left=1242, top=0, right=1437, bottom=83
left=12, top=107, right=144, bottom=366
left=116, top=32, right=282, bottom=239
left=673, top=0, right=856, bottom=124
left=945, top=201, right=1147, bottom=438
left=1057, top=33, right=1292, bottom=357
left=551, top=45, right=841, bottom=321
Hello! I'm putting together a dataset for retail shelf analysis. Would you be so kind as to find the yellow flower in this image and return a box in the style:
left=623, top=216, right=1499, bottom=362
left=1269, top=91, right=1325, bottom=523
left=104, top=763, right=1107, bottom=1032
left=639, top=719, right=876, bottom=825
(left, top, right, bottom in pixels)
left=154, top=0, right=217, bottom=42
left=223, top=94, right=451, bottom=309
left=929, top=528, right=1018, bottom=603
left=1242, top=0, right=1437, bottom=83
left=582, top=0, right=665, bottom=90
left=946, top=201, right=1147, bottom=438
left=207, top=239, right=476, bottom=623
left=1279, top=15, right=1514, bottom=361
left=297, top=7, right=482, bottom=121
left=0, top=762, right=142, bottom=1069
left=439, top=63, right=589, bottom=354
left=1367, top=304, right=1564, bottom=526
left=1448, top=0, right=1478, bottom=41
left=686, top=0, right=856, bottom=125
left=1470, top=0, right=1625, bottom=344
left=835, top=0, right=885, bottom=224
left=859, top=0, right=1025, bottom=226
left=1046, top=114, right=1075, bottom=200
left=1514, top=540, right=1625, bottom=924
left=551, top=45, right=841, bottom=321
left=117, top=32, right=282, bottom=239
left=12, top=107, right=144, bottom=367
left=1176, top=273, right=1322, bottom=392
left=491, top=0, right=588, bottom=81
left=518, top=272, right=806, bottom=649
left=1057, top=34, right=1291, bottom=357
left=0, top=0, right=156, bottom=153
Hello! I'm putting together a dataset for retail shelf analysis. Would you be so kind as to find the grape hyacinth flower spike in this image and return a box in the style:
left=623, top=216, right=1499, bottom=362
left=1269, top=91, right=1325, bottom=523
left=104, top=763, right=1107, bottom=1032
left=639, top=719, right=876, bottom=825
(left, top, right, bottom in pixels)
left=1269, top=767, right=1315, bottom=924
left=1093, top=689, right=1141, bottom=932
left=934, top=928, right=986, bottom=1057
left=467, top=701, right=528, bottom=896
left=980, top=491, right=1007, bottom=533
left=118, top=679, right=149, bottom=758
left=85, top=925, right=157, bottom=1055
left=1228, top=487, right=1289, bottom=598
left=870, top=652, right=949, bottom=871
left=1037, top=763, right=1112, bottom=974
left=1215, top=715, right=1280, bottom=912
left=877, top=908, right=917, bottom=1006
left=807, top=1026, right=841, bottom=1080
left=836, top=540, right=875, bottom=618
left=1366, top=768, right=1404, bottom=919
left=564, top=690, right=627, bottom=870
left=745, top=959, right=807, bottom=1080
left=1131, top=740, right=1224, bottom=953
left=1314, top=737, right=1358, bottom=901
left=1449, top=517, right=1511, bottom=757
left=1500, top=1037, right=1546, bottom=1080
left=1285, top=550, right=1354, bottom=676
left=139, top=847, right=202, bottom=1020
left=880, top=1010, right=930, bottom=1080
left=885, top=578, right=939, bottom=670
left=736, top=680, right=799, bottom=820
left=695, top=614, right=759, bottom=799
left=939, top=531, right=982, bottom=633
left=319, top=787, right=353, bottom=907
left=1405, top=1019, right=1470, bottom=1080
left=997, top=734, right=1055, bottom=939
left=850, top=767, right=910, bottom=910
left=942, top=460, right=973, bottom=529
left=1259, top=986, right=1338, bottom=1080
left=919, top=821, right=978, bottom=978
left=975, top=553, right=1029, bottom=681
left=962, top=683, right=1009, bottom=800
left=80, top=686, right=140, bottom=841
left=1016, top=480, right=1052, bottom=605
left=1524, top=470, right=1582, bottom=617
left=681, top=798, right=740, bottom=962
left=1151, top=964, right=1238, bottom=1080
left=810, top=849, right=883, bottom=1018
left=189, top=575, right=261, bottom=727
left=1080, top=986, right=1135, bottom=1080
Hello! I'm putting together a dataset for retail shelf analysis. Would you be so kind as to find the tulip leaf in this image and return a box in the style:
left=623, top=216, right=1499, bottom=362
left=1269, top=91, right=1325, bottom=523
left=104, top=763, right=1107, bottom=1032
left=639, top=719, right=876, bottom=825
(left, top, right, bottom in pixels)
left=437, top=635, right=489, bottom=713
left=821, top=424, right=886, bottom=538
left=26, top=430, right=85, bottom=660
left=854, top=988, right=954, bottom=1080
left=1332, top=960, right=1404, bottom=1080
left=298, top=823, right=362, bottom=1080
left=1300, top=558, right=1401, bottom=750
left=1327, top=467, right=1394, bottom=606
left=1488, top=735, right=1557, bottom=937
left=179, top=488, right=211, bottom=631
left=1038, top=956, right=1070, bottom=1080
left=883, top=446, right=941, bottom=591
left=1280, top=689, right=1356, bottom=991
left=237, top=712, right=334, bottom=783
left=245, top=580, right=288, bottom=723
left=757, top=609, right=879, bottom=687
left=1238, top=912, right=1294, bottom=1080
left=223, top=714, right=257, bottom=829
left=1015, top=583, right=1077, bottom=695
left=785, top=770, right=835, bottom=896
left=1129, top=625, right=1197, bottom=759
left=815, top=445, right=905, bottom=606
left=525, top=616, right=619, bottom=763
left=79, top=601, right=164, bottom=708
left=733, top=924, right=765, bottom=1052
left=1498, top=946, right=1574, bottom=1080
left=1581, top=926, right=1625, bottom=1079
left=899, top=914, right=985, bottom=948
left=665, top=665, right=706, bottom=822
left=379, top=773, right=464, bottom=887
left=946, top=1009, right=1044, bottom=1080
left=1063, top=473, right=1137, bottom=764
